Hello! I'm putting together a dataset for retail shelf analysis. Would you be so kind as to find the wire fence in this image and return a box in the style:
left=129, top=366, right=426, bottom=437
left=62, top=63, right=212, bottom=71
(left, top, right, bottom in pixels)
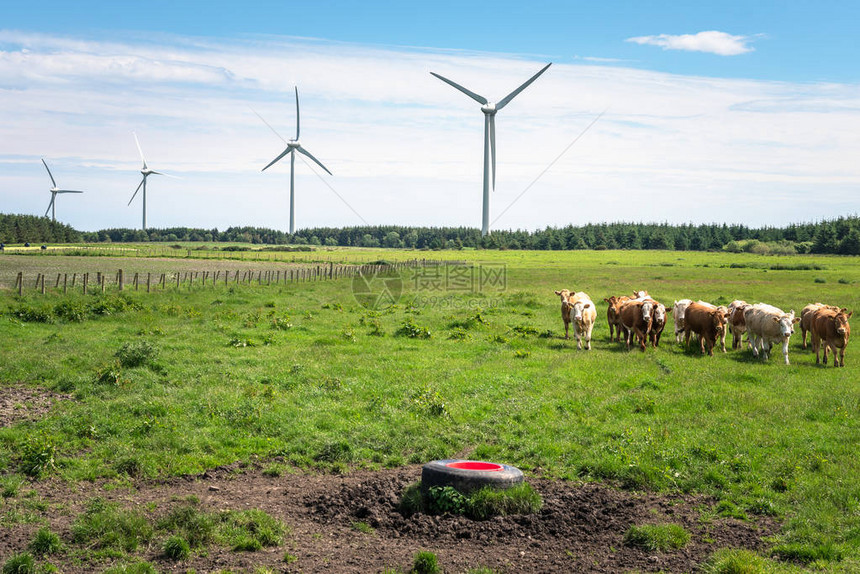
left=4, top=259, right=454, bottom=296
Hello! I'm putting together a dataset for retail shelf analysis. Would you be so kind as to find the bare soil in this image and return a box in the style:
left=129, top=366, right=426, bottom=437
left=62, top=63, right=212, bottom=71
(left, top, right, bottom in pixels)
left=0, top=386, right=776, bottom=573
left=0, top=385, right=72, bottom=428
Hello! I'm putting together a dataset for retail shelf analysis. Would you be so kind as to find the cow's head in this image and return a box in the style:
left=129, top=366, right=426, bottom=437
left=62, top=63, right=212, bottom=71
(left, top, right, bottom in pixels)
left=571, top=301, right=591, bottom=324
left=773, top=311, right=798, bottom=337
left=652, top=303, right=667, bottom=326
left=554, top=289, right=571, bottom=303
left=633, top=290, right=649, bottom=299
left=835, top=309, right=853, bottom=336
left=713, top=309, right=728, bottom=334
left=641, top=300, right=655, bottom=323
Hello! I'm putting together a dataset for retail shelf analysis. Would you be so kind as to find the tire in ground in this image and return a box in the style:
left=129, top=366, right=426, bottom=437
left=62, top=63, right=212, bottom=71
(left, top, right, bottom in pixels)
left=421, top=459, right=524, bottom=496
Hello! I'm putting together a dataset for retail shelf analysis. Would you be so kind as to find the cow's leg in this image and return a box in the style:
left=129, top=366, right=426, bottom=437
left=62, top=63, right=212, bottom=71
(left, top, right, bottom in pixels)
left=575, top=323, right=582, bottom=350
left=782, top=339, right=790, bottom=365
left=586, top=322, right=594, bottom=350
left=564, top=320, right=569, bottom=340
left=749, top=333, right=759, bottom=357
left=822, top=341, right=829, bottom=365
left=801, top=326, right=808, bottom=349
left=684, top=327, right=692, bottom=349
left=838, top=345, right=845, bottom=367
left=814, top=334, right=821, bottom=364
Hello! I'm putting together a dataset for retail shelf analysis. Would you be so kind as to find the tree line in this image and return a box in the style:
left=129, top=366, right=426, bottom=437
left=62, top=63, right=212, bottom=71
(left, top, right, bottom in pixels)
left=2, top=214, right=860, bottom=255
left=0, top=214, right=83, bottom=245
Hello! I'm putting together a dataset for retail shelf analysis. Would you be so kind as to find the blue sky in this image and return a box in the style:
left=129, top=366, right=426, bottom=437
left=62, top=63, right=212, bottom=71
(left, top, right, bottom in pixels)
left=2, top=1, right=859, bottom=232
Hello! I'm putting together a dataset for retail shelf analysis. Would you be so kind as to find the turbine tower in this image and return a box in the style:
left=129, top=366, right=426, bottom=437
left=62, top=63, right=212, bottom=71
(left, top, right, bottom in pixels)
left=128, top=132, right=173, bottom=230
left=262, top=87, right=332, bottom=235
left=431, top=63, right=551, bottom=236
left=41, top=159, right=84, bottom=222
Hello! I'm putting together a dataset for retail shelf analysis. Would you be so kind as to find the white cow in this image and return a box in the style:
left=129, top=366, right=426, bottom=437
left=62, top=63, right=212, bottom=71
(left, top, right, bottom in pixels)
left=744, top=303, right=800, bottom=365
left=568, top=292, right=597, bottom=350
left=673, top=299, right=693, bottom=343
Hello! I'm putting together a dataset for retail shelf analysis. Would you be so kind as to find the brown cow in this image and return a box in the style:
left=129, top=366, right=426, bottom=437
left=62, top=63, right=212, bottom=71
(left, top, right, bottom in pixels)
left=618, top=299, right=655, bottom=351
left=801, top=303, right=839, bottom=349
left=554, top=290, right=574, bottom=339
left=726, top=300, right=750, bottom=350
left=684, top=301, right=728, bottom=356
left=811, top=307, right=852, bottom=367
left=604, top=295, right=631, bottom=342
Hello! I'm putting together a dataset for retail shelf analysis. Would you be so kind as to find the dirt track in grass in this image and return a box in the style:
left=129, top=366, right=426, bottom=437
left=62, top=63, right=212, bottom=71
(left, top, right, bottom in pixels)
left=2, top=458, right=777, bottom=573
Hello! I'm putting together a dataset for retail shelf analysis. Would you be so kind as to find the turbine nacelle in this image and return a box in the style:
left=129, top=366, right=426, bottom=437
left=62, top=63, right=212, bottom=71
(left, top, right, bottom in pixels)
left=481, top=103, right=497, bottom=115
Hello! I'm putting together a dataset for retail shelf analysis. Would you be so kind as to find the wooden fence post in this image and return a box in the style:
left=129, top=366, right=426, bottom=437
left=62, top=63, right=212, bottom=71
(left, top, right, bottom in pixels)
left=63, top=274, right=67, bottom=294
left=55, top=273, right=61, bottom=288
left=147, top=273, right=151, bottom=293
left=83, top=273, right=88, bottom=295
left=72, top=273, right=76, bottom=288
left=16, top=272, right=23, bottom=296
left=118, top=269, right=124, bottom=291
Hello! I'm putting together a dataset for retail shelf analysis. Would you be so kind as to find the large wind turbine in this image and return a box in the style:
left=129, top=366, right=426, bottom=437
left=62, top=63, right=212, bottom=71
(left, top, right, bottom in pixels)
left=41, top=159, right=84, bottom=222
left=431, top=63, right=551, bottom=236
left=261, top=87, right=332, bottom=235
left=128, top=132, right=174, bottom=230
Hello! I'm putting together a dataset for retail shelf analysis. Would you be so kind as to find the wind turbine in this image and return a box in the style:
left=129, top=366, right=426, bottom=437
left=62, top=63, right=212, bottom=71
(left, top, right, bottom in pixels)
left=431, top=63, right=551, bottom=236
left=128, top=132, right=174, bottom=230
left=41, top=159, right=84, bottom=222
left=261, top=87, right=332, bottom=235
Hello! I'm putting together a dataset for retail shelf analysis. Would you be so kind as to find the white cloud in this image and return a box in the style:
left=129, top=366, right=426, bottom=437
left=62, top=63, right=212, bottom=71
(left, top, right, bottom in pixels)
left=626, top=31, right=755, bottom=56
left=0, top=30, right=859, bottom=233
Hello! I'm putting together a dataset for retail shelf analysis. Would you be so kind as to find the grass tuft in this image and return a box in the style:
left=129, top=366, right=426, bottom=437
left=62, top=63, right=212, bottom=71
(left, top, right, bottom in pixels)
left=162, top=535, right=191, bottom=560
left=71, top=498, right=153, bottom=554
left=217, top=509, right=287, bottom=551
left=411, top=551, right=441, bottom=574
left=2, top=553, right=35, bottom=574
left=28, top=527, right=62, bottom=556
left=623, top=523, right=691, bottom=552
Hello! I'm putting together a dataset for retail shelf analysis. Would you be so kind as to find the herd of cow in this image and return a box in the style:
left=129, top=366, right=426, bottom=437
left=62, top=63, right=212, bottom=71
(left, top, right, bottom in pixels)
left=554, top=289, right=852, bottom=366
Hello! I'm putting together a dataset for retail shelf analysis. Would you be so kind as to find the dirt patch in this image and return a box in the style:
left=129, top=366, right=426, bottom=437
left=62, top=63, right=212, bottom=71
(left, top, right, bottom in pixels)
left=1, top=463, right=776, bottom=573
left=0, top=385, right=73, bottom=428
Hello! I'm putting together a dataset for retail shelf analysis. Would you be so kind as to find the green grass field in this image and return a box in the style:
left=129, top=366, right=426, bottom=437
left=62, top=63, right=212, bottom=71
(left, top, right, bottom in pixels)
left=1, top=248, right=859, bottom=571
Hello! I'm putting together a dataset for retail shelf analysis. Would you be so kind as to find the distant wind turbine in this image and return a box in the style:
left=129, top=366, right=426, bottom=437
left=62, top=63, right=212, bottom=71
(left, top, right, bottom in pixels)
left=41, top=158, right=84, bottom=222
left=261, top=87, right=332, bottom=235
left=431, top=63, right=551, bottom=236
left=128, top=132, right=176, bottom=230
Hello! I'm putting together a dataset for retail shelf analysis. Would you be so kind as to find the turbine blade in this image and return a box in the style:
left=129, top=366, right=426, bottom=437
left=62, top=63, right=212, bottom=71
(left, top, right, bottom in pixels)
left=41, top=158, right=57, bottom=188
left=296, top=145, right=332, bottom=175
left=295, top=86, right=300, bottom=140
left=57, top=190, right=85, bottom=194
left=495, top=62, right=552, bottom=111
left=262, top=148, right=292, bottom=172
left=45, top=195, right=55, bottom=217
left=128, top=178, right=144, bottom=206
left=490, top=114, right=497, bottom=189
left=430, top=72, right=488, bottom=105
left=133, top=132, right=148, bottom=168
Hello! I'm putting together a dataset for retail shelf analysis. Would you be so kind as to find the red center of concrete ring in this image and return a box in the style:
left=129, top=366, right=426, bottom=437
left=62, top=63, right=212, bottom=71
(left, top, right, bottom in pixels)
left=445, top=461, right=503, bottom=471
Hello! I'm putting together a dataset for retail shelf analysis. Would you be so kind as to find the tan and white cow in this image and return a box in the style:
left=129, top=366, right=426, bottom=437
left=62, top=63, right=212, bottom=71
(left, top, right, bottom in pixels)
left=568, top=291, right=597, bottom=350
left=672, top=299, right=693, bottom=343
left=744, top=303, right=800, bottom=365
left=554, top=289, right=573, bottom=339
